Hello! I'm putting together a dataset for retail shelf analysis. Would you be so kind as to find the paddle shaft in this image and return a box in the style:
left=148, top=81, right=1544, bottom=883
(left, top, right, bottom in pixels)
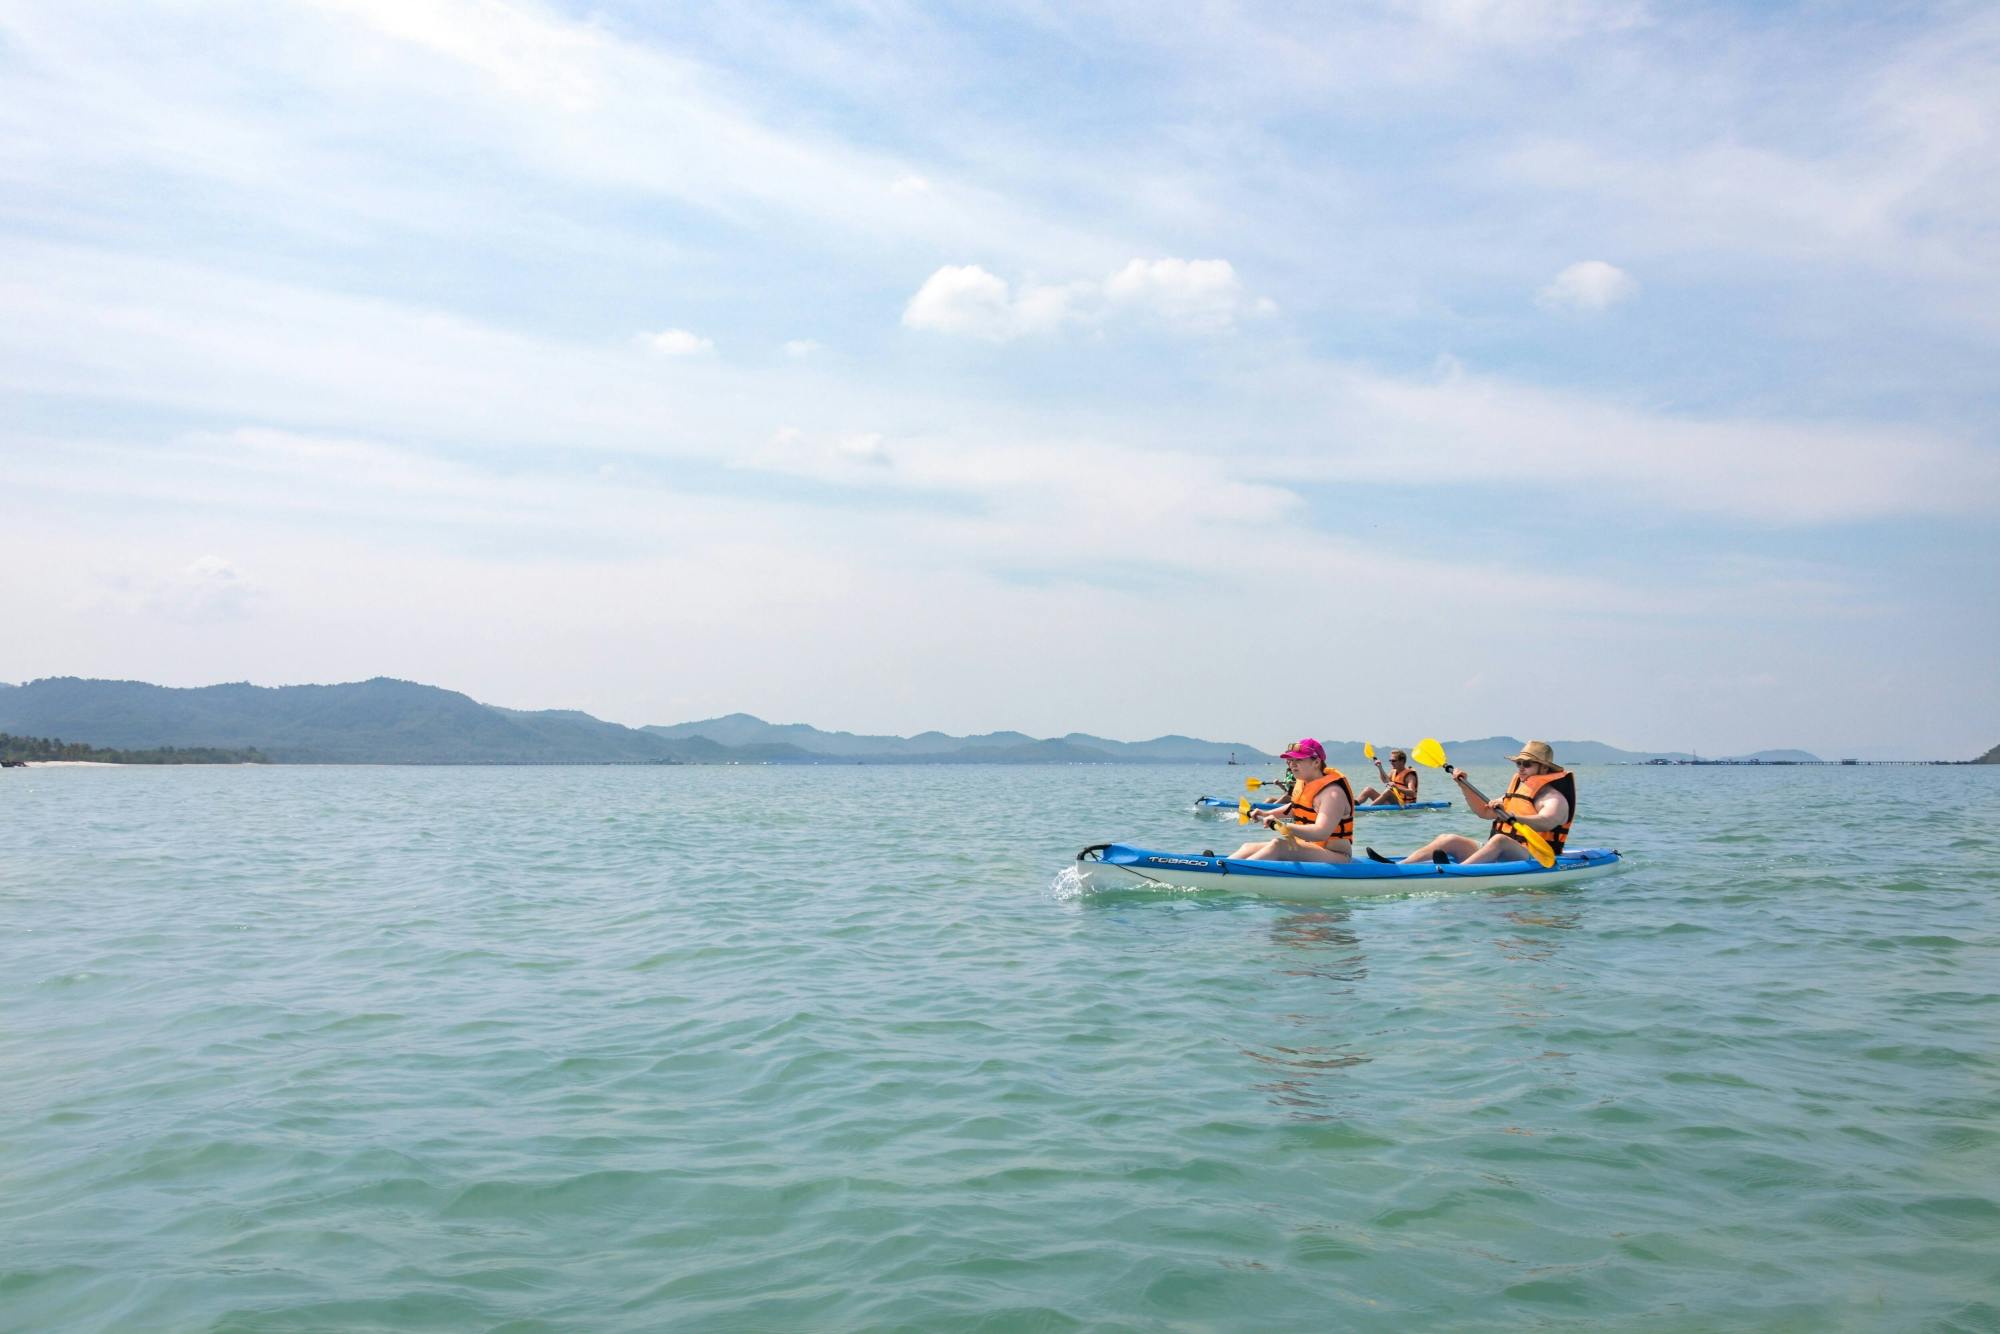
left=1447, top=768, right=1491, bottom=808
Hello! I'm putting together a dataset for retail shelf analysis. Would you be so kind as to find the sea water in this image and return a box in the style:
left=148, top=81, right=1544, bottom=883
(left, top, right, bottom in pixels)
left=2, top=762, right=1996, bottom=1331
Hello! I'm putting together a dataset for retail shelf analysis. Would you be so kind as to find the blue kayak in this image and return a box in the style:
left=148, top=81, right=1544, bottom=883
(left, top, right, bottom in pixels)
left=1193, top=796, right=1451, bottom=815
left=1076, top=843, right=1622, bottom=898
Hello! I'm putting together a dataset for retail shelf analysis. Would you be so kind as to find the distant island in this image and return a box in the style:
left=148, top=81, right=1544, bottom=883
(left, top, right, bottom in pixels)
left=0, top=730, right=267, bottom=765
left=0, top=674, right=1860, bottom=767
left=1978, top=742, right=2000, bottom=765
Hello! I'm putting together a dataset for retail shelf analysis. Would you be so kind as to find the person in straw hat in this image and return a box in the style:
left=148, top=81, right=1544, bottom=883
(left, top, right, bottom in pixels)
left=1226, top=737, right=1356, bottom=863
left=1395, top=740, right=1576, bottom=865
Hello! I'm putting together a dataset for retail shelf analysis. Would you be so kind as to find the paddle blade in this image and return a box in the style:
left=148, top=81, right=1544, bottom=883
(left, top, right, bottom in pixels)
left=1363, top=741, right=1376, bottom=761
left=1412, top=738, right=1448, bottom=769
left=1245, top=776, right=1261, bottom=792
left=1238, top=798, right=1250, bottom=825
left=1511, top=821, right=1557, bottom=868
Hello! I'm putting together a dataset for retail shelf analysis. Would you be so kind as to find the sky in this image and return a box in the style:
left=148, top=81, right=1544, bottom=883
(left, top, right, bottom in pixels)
left=2, top=0, right=1996, bottom=759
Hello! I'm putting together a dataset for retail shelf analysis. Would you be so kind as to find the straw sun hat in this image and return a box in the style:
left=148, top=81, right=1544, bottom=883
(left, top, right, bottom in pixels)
left=1508, top=740, right=1559, bottom=769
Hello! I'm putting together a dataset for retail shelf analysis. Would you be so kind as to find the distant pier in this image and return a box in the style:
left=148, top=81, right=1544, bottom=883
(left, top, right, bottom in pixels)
left=1627, top=758, right=1956, bottom=767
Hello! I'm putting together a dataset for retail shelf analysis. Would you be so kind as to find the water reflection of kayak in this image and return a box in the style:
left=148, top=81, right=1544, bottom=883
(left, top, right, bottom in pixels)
left=1191, top=796, right=1451, bottom=816
left=1074, top=843, right=1623, bottom=898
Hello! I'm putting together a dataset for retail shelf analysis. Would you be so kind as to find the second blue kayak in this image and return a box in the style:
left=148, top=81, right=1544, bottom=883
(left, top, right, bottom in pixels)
left=1192, top=796, right=1451, bottom=816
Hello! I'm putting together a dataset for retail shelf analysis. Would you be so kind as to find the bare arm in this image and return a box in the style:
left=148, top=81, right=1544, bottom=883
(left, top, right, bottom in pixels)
left=1452, top=770, right=1499, bottom=815
left=1508, top=789, right=1571, bottom=833
left=1277, top=785, right=1352, bottom=843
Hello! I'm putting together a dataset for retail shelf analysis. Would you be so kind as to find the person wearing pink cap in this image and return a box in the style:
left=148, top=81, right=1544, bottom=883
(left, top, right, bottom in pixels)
left=1226, top=737, right=1356, bottom=863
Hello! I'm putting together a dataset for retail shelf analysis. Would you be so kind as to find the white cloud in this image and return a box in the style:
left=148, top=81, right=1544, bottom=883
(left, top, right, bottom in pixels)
left=904, top=257, right=1260, bottom=339
left=890, top=174, right=932, bottom=196
left=901, top=264, right=1081, bottom=340
left=903, top=264, right=1011, bottom=338
left=640, top=328, right=715, bottom=357
left=783, top=339, right=822, bottom=357
left=1537, top=260, right=1639, bottom=312
left=835, top=432, right=890, bottom=466
left=1103, top=257, right=1247, bottom=333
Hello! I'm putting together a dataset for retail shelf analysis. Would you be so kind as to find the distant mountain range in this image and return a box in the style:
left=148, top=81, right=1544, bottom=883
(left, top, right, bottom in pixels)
left=644, top=713, right=1261, bottom=764
left=0, top=678, right=1268, bottom=765
left=0, top=676, right=1824, bottom=766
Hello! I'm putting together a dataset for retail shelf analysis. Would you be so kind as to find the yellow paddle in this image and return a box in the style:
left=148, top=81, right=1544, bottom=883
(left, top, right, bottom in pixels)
left=1505, top=818, right=1557, bottom=868
left=1240, top=797, right=1294, bottom=839
left=1245, top=775, right=1290, bottom=791
left=1410, top=738, right=1555, bottom=867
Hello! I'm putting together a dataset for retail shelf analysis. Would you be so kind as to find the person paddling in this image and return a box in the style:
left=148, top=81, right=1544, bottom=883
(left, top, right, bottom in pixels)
left=1395, top=741, right=1575, bottom=866
left=1227, top=738, right=1355, bottom=863
left=1356, top=748, right=1418, bottom=807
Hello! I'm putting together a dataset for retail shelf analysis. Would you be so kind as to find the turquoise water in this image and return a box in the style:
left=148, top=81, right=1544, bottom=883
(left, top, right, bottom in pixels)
left=3, top=762, right=1997, bottom=1331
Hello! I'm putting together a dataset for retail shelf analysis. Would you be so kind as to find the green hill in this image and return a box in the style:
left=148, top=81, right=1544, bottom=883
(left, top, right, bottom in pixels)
left=0, top=677, right=682, bottom=765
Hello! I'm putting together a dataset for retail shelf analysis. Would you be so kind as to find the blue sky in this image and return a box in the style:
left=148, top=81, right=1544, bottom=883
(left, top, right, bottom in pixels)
left=2, top=0, right=1995, bottom=757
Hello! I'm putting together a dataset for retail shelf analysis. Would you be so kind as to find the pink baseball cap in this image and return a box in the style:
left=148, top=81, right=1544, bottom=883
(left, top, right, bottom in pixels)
left=1280, top=738, right=1325, bottom=763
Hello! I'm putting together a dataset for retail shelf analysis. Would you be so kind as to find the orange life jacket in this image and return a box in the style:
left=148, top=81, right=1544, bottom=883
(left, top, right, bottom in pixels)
left=1491, top=769, right=1576, bottom=854
left=1286, top=769, right=1356, bottom=848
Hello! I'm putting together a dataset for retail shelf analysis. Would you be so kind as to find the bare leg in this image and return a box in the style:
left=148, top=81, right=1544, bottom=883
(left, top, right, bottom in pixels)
left=1459, top=833, right=1538, bottom=865
left=1238, top=839, right=1353, bottom=864
left=1356, top=785, right=1385, bottom=804
left=1399, top=832, right=1483, bottom=865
